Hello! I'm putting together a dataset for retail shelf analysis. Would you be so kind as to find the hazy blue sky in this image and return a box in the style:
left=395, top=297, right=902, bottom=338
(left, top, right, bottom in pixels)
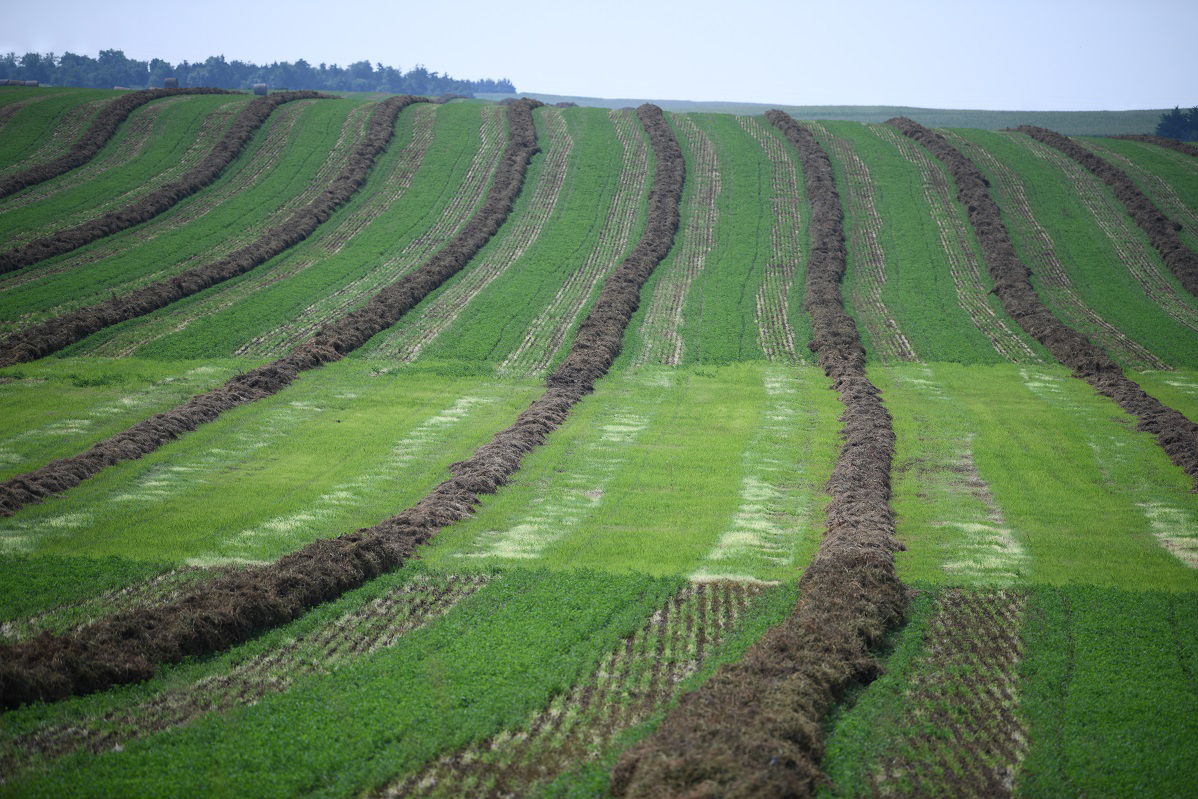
left=4, top=0, right=1195, bottom=110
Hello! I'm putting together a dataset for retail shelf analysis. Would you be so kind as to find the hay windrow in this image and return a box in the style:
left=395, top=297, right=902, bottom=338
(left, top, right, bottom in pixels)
left=889, top=118, right=1198, bottom=489
left=0, top=95, right=429, bottom=367
left=1109, top=134, right=1198, bottom=158
left=611, top=110, right=907, bottom=799
left=0, top=90, right=330, bottom=274
left=0, top=88, right=236, bottom=200
left=1015, top=125, right=1198, bottom=298
left=0, top=101, right=684, bottom=712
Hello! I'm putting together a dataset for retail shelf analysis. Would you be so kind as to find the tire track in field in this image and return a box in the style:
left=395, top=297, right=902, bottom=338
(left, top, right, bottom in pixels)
left=0, top=575, right=489, bottom=781
left=889, top=118, right=1198, bottom=493
left=371, top=107, right=573, bottom=361
left=381, top=581, right=765, bottom=799
left=892, top=367, right=1028, bottom=583
left=633, top=113, right=719, bottom=366
left=805, top=122, right=917, bottom=362
left=88, top=102, right=435, bottom=357
left=0, top=97, right=287, bottom=301
left=234, top=104, right=506, bottom=357
left=741, top=116, right=802, bottom=364
left=865, top=589, right=1029, bottom=799
left=872, top=124, right=1039, bottom=362
left=1018, top=125, right=1198, bottom=298
left=1012, top=135, right=1198, bottom=334
left=498, top=108, right=649, bottom=376
left=691, top=368, right=817, bottom=580
left=944, top=131, right=1167, bottom=370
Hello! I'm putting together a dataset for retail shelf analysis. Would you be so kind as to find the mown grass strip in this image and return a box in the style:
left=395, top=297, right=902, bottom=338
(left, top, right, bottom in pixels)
left=805, top=121, right=915, bottom=362
left=0, top=91, right=122, bottom=177
left=0, top=88, right=233, bottom=199
left=0, top=91, right=328, bottom=274
left=0, top=569, right=679, bottom=798
left=945, top=129, right=1180, bottom=370
left=889, top=118, right=1198, bottom=492
left=1017, top=125, right=1198, bottom=298
left=612, top=110, right=906, bottom=799
left=0, top=95, right=252, bottom=246
left=0, top=96, right=427, bottom=366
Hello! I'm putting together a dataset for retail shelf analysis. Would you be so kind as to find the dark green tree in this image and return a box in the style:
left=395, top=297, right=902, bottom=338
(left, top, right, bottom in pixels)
left=1156, top=106, right=1198, bottom=141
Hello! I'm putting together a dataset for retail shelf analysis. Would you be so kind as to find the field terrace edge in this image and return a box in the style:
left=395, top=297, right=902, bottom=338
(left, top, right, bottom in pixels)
left=888, top=117, right=1198, bottom=489
left=0, top=90, right=330, bottom=274
left=611, top=109, right=908, bottom=799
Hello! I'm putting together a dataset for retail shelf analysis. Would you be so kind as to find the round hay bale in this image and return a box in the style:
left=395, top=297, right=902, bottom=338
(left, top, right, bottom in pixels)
left=252, top=83, right=268, bottom=96
left=24, top=81, right=39, bottom=87
left=164, top=77, right=179, bottom=88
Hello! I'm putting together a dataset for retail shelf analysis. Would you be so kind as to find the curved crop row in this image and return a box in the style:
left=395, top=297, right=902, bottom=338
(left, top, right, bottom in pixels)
left=1111, top=134, right=1198, bottom=157
left=891, top=117, right=1198, bottom=488
left=0, top=90, right=328, bottom=274
left=0, top=99, right=686, bottom=712
left=0, top=93, right=118, bottom=177
left=0, top=95, right=428, bottom=367
left=0, top=98, right=547, bottom=709
left=0, top=88, right=234, bottom=200
left=612, top=109, right=906, bottom=799
left=1017, top=125, right=1198, bottom=298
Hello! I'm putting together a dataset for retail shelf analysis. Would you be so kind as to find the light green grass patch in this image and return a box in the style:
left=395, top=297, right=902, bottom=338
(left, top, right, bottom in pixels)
left=0, top=361, right=541, bottom=563
left=894, top=363, right=1198, bottom=590
left=425, top=364, right=840, bottom=580
left=0, top=357, right=255, bottom=480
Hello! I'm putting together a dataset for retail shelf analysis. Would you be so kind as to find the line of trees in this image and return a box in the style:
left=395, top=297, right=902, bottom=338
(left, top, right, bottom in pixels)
left=0, top=50, right=516, bottom=95
left=1155, top=106, right=1198, bottom=142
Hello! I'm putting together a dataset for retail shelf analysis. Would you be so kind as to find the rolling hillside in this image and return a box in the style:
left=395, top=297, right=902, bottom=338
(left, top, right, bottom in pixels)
left=0, top=86, right=1196, bottom=799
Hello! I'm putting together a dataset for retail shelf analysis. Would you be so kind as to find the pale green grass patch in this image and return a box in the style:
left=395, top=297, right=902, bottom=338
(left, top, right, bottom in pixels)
left=425, top=364, right=839, bottom=580
left=0, top=357, right=252, bottom=480
left=0, top=362, right=542, bottom=563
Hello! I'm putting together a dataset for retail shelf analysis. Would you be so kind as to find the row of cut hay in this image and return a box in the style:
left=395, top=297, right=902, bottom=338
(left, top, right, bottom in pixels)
left=1017, top=125, right=1198, bottom=298
left=0, top=98, right=319, bottom=304
left=1110, top=134, right=1198, bottom=158
left=388, top=582, right=765, bottom=798
left=0, top=88, right=234, bottom=200
left=804, top=121, right=916, bottom=361
left=611, top=110, right=907, bottom=799
left=740, top=115, right=802, bottom=364
left=944, top=130, right=1168, bottom=371
left=1, top=575, right=489, bottom=779
left=889, top=118, right=1198, bottom=488
left=0, top=91, right=328, bottom=274
left=0, top=99, right=547, bottom=710
left=374, top=106, right=575, bottom=362
left=0, top=96, right=428, bottom=367
left=873, top=123, right=1039, bottom=362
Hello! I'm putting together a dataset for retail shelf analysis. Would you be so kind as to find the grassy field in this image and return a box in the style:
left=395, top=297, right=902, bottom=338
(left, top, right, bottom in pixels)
left=1, top=88, right=1196, bottom=798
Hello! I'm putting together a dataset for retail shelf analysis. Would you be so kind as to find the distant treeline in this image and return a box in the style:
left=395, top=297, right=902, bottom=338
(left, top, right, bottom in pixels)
left=0, top=50, right=515, bottom=95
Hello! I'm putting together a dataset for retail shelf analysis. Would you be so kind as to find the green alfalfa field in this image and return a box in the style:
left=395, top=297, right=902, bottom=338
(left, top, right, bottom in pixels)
left=0, top=86, right=1196, bottom=798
